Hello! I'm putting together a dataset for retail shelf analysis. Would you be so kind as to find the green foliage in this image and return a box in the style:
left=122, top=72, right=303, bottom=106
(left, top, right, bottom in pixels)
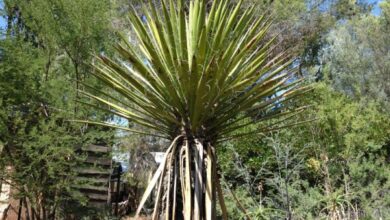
left=322, top=8, right=390, bottom=110
left=218, top=83, right=390, bottom=219
left=0, top=0, right=115, bottom=218
left=0, top=37, right=82, bottom=218
left=97, top=1, right=390, bottom=218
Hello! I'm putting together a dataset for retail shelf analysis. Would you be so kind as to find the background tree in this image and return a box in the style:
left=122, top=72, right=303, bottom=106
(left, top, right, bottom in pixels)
left=217, top=1, right=390, bottom=219
left=0, top=0, right=115, bottom=218
left=322, top=1, right=390, bottom=110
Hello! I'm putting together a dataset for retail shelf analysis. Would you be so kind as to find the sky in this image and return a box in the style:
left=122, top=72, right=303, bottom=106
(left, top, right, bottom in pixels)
left=370, top=0, right=383, bottom=15
left=0, top=0, right=4, bottom=32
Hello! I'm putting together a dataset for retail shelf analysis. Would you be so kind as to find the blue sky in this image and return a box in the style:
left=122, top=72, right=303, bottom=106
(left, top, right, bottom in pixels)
left=0, top=0, right=4, bottom=32
left=370, top=0, right=383, bottom=15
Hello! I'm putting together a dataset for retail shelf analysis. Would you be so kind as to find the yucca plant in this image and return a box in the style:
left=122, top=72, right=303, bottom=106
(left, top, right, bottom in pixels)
left=78, top=0, right=310, bottom=219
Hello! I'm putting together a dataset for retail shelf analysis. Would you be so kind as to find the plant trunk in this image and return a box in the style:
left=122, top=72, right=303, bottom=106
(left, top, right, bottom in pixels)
left=136, top=136, right=227, bottom=220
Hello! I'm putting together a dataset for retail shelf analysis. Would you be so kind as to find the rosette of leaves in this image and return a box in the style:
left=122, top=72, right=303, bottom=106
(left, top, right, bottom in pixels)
left=77, top=0, right=310, bottom=219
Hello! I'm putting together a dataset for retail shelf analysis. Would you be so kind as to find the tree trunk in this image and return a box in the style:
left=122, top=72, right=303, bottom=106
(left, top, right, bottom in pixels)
left=136, top=136, right=226, bottom=220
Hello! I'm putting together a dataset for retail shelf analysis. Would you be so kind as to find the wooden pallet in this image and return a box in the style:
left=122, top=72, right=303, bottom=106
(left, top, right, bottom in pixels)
left=76, top=144, right=113, bottom=208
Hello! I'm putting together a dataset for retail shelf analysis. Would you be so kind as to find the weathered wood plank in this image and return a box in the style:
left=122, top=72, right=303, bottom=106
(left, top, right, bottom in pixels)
left=77, top=168, right=111, bottom=175
left=75, top=177, right=109, bottom=184
left=83, top=192, right=109, bottom=201
left=85, top=156, right=112, bottom=166
left=75, top=185, right=109, bottom=192
left=82, top=144, right=111, bottom=153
